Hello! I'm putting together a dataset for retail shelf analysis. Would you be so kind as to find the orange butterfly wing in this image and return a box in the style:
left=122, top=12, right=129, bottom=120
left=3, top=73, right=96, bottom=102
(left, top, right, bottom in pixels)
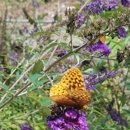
left=50, top=68, right=92, bottom=108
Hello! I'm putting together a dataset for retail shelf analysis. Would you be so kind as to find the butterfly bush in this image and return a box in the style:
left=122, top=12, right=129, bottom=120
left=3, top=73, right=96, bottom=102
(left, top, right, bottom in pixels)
left=10, top=51, right=19, bottom=66
left=22, top=25, right=29, bottom=34
left=84, top=0, right=118, bottom=14
left=121, top=0, right=130, bottom=6
left=57, top=47, right=67, bottom=57
left=82, top=26, right=126, bottom=57
left=30, top=26, right=39, bottom=35
left=76, top=14, right=86, bottom=29
left=83, top=41, right=111, bottom=56
left=106, top=105, right=128, bottom=126
left=84, top=70, right=119, bottom=90
left=118, top=26, right=127, bottom=38
left=47, top=107, right=89, bottom=130
left=76, top=0, right=118, bottom=28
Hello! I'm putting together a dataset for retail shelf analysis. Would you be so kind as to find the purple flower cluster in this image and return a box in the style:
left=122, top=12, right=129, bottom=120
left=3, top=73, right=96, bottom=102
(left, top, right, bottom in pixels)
left=118, top=26, right=127, bottom=38
left=47, top=107, right=89, bottom=130
left=22, top=25, right=28, bottom=34
left=22, top=25, right=39, bottom=35
left=10, top=51, right=19, bottom=66
left=76, top=0, right=118, bottom=28
left=83, top=0, right=104, bottom=14
left=106, top=105, right=128, bottom=126
left=32, top=0, right=39, bottom=8
left=30, top=26, right=39, bottom=35
left=83, top=0, right=118, bottom=15
left=85, top=41, right=111, bottom=56
left=76, top=14, right=86, bottom=28
left=121, top=0, right=130, bottom=6
left=84, top=70, right=119, bottom=90
left=20, top=123, right=33, bottom=130
left=100, top=0, right=118, bottom=11
left=56, top=47, right=67, bottom=57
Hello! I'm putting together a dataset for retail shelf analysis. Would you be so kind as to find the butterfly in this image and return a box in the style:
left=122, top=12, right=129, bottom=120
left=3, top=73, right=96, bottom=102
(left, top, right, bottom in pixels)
left=100, top=36, right=106, bottom=43
left=50, top=68, right=92, bottom=108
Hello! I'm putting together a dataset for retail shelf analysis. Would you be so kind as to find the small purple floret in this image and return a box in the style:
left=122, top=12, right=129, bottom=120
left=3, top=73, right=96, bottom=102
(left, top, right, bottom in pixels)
left=32, top=0, right=39, bottom=8
left=20, top=123, right=33, bottom=130
left=118, top=26, right=127, bottom=38
left=10, top=51, right=19, bottom=66
left=76, top=14, right=86, bottom=28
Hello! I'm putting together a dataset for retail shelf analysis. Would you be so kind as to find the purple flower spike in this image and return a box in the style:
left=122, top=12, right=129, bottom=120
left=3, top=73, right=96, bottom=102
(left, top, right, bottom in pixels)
left=118, top=26, right=127, bottom=38
left=76, top=0, right=118, bottom=27
left=118, top=119, right=128, bottom=126
left=23, top=25, right=28, bottom=33
left=10, top=51, right=19, bottom=66
left=47, top=106, right=89, bottom=130
left=92, top=41, right=111, bottom=56
left=56, top=47, right=67, bottom=57
left=76, top=14, right=86, bottom=28
left=121, top=0, right=130, bottom=6
left=106, top=105, right=128, bottom=126
left=30, top=26, right=39, bottom=35
left=101, top=0, right=118, bottom=11
left=32, top=0, right=39, bottom=8
left=83, top=0, right=118, bottom=15
left=84, top=70, right=119, bottom=91
left=84, top=0, right=103, bottom=14
left=85, top=41, right=111, bottom=56
left=20, top=123, right=33, bottom=130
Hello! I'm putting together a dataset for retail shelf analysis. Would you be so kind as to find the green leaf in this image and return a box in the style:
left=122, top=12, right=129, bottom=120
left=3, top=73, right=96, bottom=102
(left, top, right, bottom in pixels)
left=74, top=4, right=80, bottom=9
left=58, top=42, right=70, bottom=49
left=43, top=42, right=58, bottom=52
left=32, top=60, right=44, bottom=74
left=123, top=109, right=130, bottom=116
left=125, top=82, right=130, bottom=90
left=101, top=10, right=117, bottom=19
left=29, top=73, right=43, bottom=86
left=125, top=36, right=130, bottom=46
left=97, top=58, right=105, bottom=70
left=40, top=97, right=53, bottom=106
left=74, top=53, right=80, bottom=64
left=0, top=84, right=9, bottom=92
left=42, top=106, right=51, bottom=116
left=114, top=61, right=119, bottom=70
left=33, top=31, right=52, bottom=36
left=35, top=77, right=49, bottom=86
left=120, top=95, right=126, bottom=106
left=95, top=83, right=102, bottom=88
left=39, top=106, right=51, bottom=121
left=36, top=89, right=45, bottom=96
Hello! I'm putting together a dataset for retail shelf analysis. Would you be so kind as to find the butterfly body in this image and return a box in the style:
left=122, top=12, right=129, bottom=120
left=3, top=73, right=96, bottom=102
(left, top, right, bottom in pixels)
left=50, top=68, right=92, bottom=108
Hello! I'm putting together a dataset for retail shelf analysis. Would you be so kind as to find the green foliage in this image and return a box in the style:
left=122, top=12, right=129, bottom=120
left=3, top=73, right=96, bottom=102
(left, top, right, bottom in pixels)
left=32, top=60, right=44, bottom=74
